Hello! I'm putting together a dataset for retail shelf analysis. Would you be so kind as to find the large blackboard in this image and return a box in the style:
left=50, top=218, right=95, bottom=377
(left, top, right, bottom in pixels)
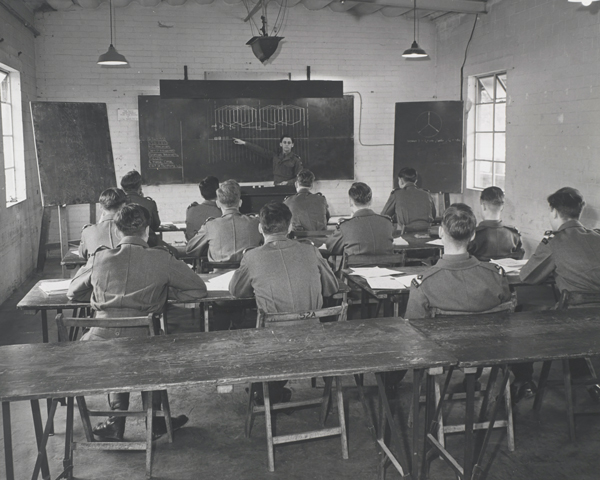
left=393, top=101, right=463, bottom=194
left=30, top=102, right=116, bottom=206
left=138, top=96, right=354, bottom=184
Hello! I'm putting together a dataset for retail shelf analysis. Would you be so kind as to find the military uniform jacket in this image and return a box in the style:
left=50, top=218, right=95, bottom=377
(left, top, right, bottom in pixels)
left=186, top=208, right=261, bottom=262
left=229, top=234, right=339, bottom=313
left=67, top=236, right=207, bottom=338
left=404, top=253, right=511, bottom=319
left=325, top=209, right=395, bottom=256
left=185, top=199, right=221, bottom=241
left=519, top=220, right=600, bottom=293
left=381, top=184, right=436, bottom=232
left=284, top=189, right=330, bottom=231
left=125, top=191, right=161, bottom=232
left=78, top=212, right=120, bottom=259
left=243, top=141, right=303, bottom=185
left=467, top=220, right=524, bottom=262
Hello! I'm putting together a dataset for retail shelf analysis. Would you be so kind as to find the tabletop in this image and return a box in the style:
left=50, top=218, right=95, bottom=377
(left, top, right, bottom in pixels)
left=16, top=280, right=89, bottom=311
left=0, top=317, right=456, bottom=403
left=409, top=308, right=600, bottom=368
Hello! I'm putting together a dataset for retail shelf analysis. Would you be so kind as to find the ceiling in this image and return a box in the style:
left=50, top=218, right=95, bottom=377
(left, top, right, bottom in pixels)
left=20, top=0, right=488, bottom=20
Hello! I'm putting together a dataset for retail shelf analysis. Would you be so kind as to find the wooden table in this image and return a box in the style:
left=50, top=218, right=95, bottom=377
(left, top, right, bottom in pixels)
left=410, top=308, right=600, bottom=480
left=0, top=318, right=457, bottom=480
left=60, top=252, right=86, bottom=271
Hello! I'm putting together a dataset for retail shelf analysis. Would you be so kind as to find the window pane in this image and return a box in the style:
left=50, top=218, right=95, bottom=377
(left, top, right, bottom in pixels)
left=5, top=167, right=16, bottom=202
left=478, top=77, right=494, bottom=103
left=476, top=133, right=493, bottom=160
left=494, top=133, right=505, bottom=162
left=476, top=104, right=494, bottom=131
left=494, top=103, right=506, bottom=131
left=3, top=136, right=14, bottom=168
left=494, top=162, right=505, bottom=190
left=498, top=73, right=507, bottom=92
left=474, top=160, right=493, bottom=189
left=0, top=75, right=9, bottom=103
left=2, top=103, right=12, bottom=135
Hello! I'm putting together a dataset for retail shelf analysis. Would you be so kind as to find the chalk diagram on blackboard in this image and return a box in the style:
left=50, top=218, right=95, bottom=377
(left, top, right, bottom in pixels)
left=147, top=137, right=181, bottom=170
left=209, top=103, right=309, bottom=164
left=416, top=111, right=443, bottom=138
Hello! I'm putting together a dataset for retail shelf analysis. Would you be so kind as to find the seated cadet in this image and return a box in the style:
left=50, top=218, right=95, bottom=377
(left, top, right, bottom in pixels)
left=283, top=169, right=330, bottom=231
left=186, top=179, right=261, bottom=263
left=326, top=182, right=394, bottom=257
left=79, top=187, right=127, bottom=259
left=520, top=187, right=600, bottom=402
left=381, top=167, right=436, bottom=233
left=404, top=203, right=515, bottom=396
left=468, top=186, right=524, bottom=261
left=68, top=204, right=208, bottom=440
left=230, top=202, right=339, bottom=403
left=121, top=170, right=161, bottom=247
left=185, top=176, right=221, bottom=241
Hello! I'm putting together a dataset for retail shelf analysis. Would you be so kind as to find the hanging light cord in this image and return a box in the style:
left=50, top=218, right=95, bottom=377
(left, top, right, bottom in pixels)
left=413, top=0, right=417, bottom=42
left=460, top=14, right=478, bottom=101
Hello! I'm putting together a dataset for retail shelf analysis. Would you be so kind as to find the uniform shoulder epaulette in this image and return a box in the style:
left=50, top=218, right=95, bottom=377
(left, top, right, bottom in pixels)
left=505, top=225, right=520, bottom=234
left=245, top=213, right=258, bottom=218
left=81, top=223, right=93, bottom=232
left=593, top=228, right=600, bottom=235
left=315, top=192, right=323, bottom=196
left=144, top=196, right=154, bottom=201
left=203, top=217, right=216, bottom=225
left=284, top=194, right=293, bottom=201
left=91, top=245, right=109, bottom=256
left=480, top=262, right=506, bottom=276
left=151, top=245, right=172, bottom=255
left=187, top=201, right=199, bottom=209
left=380, top=214, right=393, bottom=222
left=336, top=217, right=352, bottom=229
left=411, top=267, right=440, bottom=287
left=411, top=275, right=424, bottom=288
left=390, top=188, right=399, bottom=194
left=542, top=230, right=555, bottom=244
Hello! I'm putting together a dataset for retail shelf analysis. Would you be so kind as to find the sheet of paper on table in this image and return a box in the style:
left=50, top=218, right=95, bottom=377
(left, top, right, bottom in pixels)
left=393, top=236, right=409, bottom=246
left=161, top=222, right=186, bottom=230
left=318, top=243, right=328, bottom=250
left=365, top=274, right=419, bottom=290
left=39, top=279, right=72, bottom=295
left=489, top=258, right=528, bottom=273
left=205, top=270, right=236, bottom=291
left=349, top=267, right=403, bottom=278
left=426, top=238, right=444, bottom=246
left=69, top=249, right=81, bottom=257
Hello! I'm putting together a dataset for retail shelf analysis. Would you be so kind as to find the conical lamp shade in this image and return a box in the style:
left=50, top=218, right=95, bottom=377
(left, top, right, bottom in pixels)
left=98, top=44, right=129, bottom=66
left=246, top=36, right=284, bottom=63
left=402, top=41, right=428, bottom=58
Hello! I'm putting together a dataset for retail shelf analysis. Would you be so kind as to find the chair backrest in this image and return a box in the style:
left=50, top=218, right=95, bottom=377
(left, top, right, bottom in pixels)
left=55, top=313, right=158, bottom=342
left=558, top=290, right=600, bottom=310
left=431, top=292, right=517, bottom=318
left=343, top=252, right=406, bottom=269
left=256, top=302, right=348, bottom=329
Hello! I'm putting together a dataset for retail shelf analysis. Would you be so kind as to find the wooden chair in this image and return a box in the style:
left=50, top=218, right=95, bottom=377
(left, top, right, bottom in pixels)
left=247, top=303, right=349, bottom=472
left=419, top=293, right=518, bottom=451
left=55, top=313, right=173, bottom=478
left=534, top=290, right=600, bottom=440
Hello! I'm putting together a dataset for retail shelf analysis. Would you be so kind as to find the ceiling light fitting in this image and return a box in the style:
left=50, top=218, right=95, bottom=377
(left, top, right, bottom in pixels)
left=98, top=0, right=128, bottom=66
left=568, top=0, right=598, bottom=6
left=402, top=0, right=428, bottom=59
left=247, top=14, right=283, bottom=64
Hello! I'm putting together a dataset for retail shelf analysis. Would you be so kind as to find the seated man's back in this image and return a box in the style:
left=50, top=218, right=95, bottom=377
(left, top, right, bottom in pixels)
left=185, top=176, right=221, bottom=241
left=284, top=169, right=329, bottom=231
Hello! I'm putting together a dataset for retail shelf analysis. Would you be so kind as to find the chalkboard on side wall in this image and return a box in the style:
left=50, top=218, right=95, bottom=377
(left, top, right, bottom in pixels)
left=393, top=101, right=463, bottom=194
left=30, top=102, right=117, bottom=206
left=138, top=96, right=354, bottom=185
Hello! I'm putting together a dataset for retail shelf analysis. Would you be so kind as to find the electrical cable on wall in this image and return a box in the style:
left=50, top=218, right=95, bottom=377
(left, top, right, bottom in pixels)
left=460, top=14, right=479, bottom=101
left=344, top=91, right=394, bottom=147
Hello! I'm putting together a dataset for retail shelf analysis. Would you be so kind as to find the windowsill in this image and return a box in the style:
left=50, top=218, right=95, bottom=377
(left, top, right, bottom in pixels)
left=6, top=198, right=26, bottom=208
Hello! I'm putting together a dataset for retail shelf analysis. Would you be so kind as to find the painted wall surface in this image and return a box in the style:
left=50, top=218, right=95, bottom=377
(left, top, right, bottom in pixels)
left=33, top=1, right=438, bottom=243
left=0, top=0, right=41, bottom=305
left=435, top=0, right=600, bottom=254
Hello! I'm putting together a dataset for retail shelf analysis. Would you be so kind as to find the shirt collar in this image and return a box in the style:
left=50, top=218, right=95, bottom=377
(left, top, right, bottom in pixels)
left=263, top=233, right=290, bottom=244
left=353, top=208, right=375, bottom=217
left=556, top=219, right=584, bottom=232
left=479, top=219, right=502, bottom=227
left=202, top=199, right=217, bottom=207
left=222, top=207, right=241, bottom=216
left=99, top=212, right=116, bottom=222
left=117, top=236, right=148, bottom=248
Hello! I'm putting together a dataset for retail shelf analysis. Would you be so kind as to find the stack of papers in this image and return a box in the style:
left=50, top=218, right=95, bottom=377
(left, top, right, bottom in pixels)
left=161, top=222, right=186, bottom=230
left=349, top=267, right=403, bottom=278
left=39, top=279, right=72, bottom=296
left=393, top=237, right=409, bottom=246
left=365, top=274, right=419, bottom=290
left=205, top=270, right=236, bottom=292
left=489, top=258, right=528, bottom=273
left=426, top=238, right=444, bottom=246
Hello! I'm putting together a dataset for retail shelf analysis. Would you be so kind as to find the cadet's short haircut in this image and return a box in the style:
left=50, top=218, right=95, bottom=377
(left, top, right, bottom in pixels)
left=349, top=182, right=372, bottom=206
left=99, top=188, right=127, bottom=211
left=260, top=202, right=292, bottom=235
left=115, top=204, right=150, bottom=237
left=280, top=134, right=294, bottom=143
left=442, top=203, right=477, bottom=242
left=547, top=187, right=585, bottom=220
left=398, top=167, right=418, bottom=183
left=120, top=170, right=143, bottom=192
left=296, top=169, right=315, bottom=187
left=199, top=176, right=219, bottom=200
left=480, top=186, right=505, bottom=210
left=216, top=180, right=241, bottom=208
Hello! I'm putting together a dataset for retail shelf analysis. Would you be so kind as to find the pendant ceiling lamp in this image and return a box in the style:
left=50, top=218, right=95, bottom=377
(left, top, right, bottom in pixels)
left=568, top=0, right=598, bottom=6
left=98, top=0, right=128, bottom=66
left=402, top=0, right=428, bottom=59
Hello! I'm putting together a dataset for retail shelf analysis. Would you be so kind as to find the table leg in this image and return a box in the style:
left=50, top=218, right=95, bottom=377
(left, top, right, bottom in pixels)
left=463, top=368, right=477, bottom=480
left=361, top=290, right=369, bottom=319
left=3, top=402, right=14, bottom=480
left=63, top=397, right=74, bottom=480
left=412, top=368, right=424, bottom=478
left=30, top=399, right=55, bottom=480
left=41, top=310, right=49, bottom=343
left=263, top=383, right=275, bottom=472
left=204, top=303, right=211, bottom=333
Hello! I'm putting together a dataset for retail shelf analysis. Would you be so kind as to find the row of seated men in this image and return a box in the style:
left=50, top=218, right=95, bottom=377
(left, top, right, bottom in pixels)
left=70, top=168, right=600, bottom=440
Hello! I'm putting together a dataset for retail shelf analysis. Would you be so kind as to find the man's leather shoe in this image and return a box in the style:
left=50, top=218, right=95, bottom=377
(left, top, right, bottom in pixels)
left=152, top=414, right=189, bottom=441
left=92, top=417, right=125, bottom=441
left=587, top=384, right=600, bottom=404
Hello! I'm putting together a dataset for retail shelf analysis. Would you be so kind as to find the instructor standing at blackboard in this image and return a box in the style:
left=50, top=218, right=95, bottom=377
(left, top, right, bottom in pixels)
left=233, top=135, right=302, bottom=185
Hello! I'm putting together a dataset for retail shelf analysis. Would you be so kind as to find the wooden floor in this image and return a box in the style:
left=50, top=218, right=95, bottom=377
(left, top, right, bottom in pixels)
left=1, top=258, right=600, bottom=479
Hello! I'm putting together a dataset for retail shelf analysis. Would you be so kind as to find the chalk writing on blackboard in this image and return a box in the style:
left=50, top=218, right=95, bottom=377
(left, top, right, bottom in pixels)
left=148, top=137, right=181, bottom=170
left=212, top=104, right=307, bottom=132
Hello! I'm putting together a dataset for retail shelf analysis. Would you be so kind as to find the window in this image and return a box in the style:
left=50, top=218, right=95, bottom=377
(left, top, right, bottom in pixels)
left=466, top=72, right=507, bottom=190
left=0, top=66, right=26, bottom=206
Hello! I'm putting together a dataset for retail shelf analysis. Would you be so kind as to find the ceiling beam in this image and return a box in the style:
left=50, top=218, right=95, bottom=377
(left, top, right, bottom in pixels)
left=345, top=0, right=487, bottom=14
